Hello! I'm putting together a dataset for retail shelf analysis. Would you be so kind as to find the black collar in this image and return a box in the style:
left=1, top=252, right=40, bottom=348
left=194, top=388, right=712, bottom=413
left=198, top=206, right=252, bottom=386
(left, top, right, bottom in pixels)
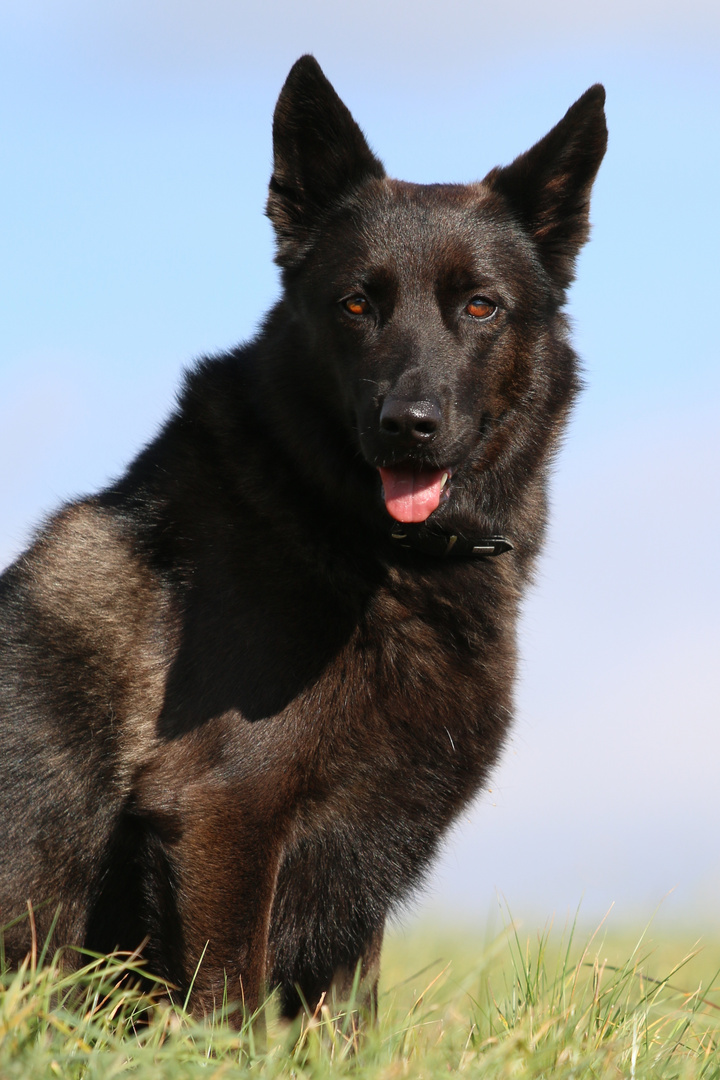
left=389, top=521, right=513, bottom=559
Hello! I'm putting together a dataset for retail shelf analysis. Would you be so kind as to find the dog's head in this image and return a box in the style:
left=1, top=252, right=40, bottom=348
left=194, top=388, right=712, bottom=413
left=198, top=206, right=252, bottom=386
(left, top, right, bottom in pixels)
left=265, top=57, right=607, bottom=533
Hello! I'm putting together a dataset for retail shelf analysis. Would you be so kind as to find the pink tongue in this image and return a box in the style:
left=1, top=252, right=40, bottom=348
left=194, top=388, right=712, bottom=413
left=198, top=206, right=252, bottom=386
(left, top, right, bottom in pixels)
left=378, top=467, right=445, bottom=523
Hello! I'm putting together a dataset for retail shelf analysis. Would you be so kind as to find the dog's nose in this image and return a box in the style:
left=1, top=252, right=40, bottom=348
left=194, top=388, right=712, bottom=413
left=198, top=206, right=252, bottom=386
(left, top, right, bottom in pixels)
left=379, top=398, right=442, bottom=445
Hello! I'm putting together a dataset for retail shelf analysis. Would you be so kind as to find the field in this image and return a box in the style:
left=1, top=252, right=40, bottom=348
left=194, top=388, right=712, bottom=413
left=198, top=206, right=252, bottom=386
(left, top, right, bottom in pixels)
left=1, top=911, right=719, bottom=1078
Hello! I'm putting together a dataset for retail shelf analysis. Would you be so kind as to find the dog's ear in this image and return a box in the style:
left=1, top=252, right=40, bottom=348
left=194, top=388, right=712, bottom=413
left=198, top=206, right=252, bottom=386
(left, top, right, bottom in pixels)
left=484, top=86, right=607, bottom=290
left=266, top=55, right=386, bottom=267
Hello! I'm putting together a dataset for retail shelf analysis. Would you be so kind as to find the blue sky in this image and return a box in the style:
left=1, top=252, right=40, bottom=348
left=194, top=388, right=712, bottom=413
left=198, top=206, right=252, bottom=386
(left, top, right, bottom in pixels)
left=1, top=1, right=718, bottom=931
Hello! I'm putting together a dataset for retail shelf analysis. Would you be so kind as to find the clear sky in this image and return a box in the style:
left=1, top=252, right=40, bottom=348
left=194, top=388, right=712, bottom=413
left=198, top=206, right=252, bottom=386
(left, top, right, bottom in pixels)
left=1, top=1, right=718, bottom=932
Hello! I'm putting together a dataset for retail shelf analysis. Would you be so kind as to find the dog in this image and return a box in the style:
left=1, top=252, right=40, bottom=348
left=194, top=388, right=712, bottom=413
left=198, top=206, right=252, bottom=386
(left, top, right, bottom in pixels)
left=0, top=56, right=606, bottom=1020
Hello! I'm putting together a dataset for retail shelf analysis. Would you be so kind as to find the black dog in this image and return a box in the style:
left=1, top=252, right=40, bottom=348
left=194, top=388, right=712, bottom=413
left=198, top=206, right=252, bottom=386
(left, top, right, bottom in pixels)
left=0, top=57, right=606, bottom=1019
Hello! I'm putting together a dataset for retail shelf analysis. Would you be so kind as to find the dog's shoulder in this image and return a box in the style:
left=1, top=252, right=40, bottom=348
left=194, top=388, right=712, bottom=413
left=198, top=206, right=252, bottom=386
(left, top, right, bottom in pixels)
left=5, top=501, right=158, bottom=627
left=0, top=499, right=176, bottom=728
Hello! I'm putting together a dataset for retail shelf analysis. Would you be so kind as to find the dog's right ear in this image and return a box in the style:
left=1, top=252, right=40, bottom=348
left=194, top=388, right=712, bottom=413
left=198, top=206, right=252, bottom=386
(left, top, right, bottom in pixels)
left=484, top=85, right=607, bottom=291
left=266, top=56, right=386, bottom=267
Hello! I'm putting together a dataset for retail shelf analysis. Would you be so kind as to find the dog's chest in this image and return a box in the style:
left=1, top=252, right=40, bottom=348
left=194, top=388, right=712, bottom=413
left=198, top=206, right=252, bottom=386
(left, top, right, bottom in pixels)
left=165, top=568, right=510, bottom=791
left=134, top=552, right=517, bottom=839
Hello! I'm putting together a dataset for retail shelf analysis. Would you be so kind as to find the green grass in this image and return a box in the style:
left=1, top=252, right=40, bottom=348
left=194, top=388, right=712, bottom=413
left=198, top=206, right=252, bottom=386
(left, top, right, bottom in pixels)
left=2, top=912, right=719, bottom=1078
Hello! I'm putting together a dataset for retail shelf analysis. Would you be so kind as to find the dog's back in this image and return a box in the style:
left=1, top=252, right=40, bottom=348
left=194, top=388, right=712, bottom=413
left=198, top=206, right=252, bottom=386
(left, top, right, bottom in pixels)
left=0, top=57, right=606, bottom=1018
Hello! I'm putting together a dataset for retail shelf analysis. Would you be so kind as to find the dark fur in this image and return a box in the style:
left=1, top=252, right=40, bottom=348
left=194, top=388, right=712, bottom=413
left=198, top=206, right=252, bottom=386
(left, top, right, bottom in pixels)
left=0, top=58, right=606, bottom=1018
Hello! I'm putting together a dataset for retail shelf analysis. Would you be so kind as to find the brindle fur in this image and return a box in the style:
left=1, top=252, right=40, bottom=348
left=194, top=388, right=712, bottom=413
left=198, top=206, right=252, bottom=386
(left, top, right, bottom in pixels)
left=0, top=57, right=606, bottom=1019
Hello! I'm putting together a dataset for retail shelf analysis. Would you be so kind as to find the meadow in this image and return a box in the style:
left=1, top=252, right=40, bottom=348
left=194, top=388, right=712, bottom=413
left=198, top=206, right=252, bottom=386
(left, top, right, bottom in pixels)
left=2, top=909, right=719, bottom=1078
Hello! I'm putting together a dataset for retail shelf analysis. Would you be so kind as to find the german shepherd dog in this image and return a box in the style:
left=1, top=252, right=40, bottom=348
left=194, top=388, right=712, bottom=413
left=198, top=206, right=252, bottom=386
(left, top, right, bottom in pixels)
left=0, top=57, right=606, bottom=1019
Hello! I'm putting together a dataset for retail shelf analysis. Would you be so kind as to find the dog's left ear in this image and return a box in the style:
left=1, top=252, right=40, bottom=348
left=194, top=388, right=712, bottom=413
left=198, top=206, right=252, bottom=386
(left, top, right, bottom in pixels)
left=484, top=86, right=607, bottom=290
left=267, top=56, right=386, bottom=267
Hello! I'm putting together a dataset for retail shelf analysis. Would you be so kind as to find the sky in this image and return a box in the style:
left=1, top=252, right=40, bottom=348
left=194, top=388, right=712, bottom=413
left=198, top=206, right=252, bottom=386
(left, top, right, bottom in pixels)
left=1, top=1, right=718, bottom=935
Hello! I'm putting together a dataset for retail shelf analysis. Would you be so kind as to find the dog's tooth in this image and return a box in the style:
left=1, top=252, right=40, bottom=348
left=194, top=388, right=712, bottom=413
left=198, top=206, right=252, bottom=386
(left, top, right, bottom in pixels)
left=440, top=472, right=449, bottom=490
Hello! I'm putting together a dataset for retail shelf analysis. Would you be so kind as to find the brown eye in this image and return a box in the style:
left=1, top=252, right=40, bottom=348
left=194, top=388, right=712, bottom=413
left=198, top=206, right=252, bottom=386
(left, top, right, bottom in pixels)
left=466, top=297, right=496, bottom=320
left=342, top=295, right=370, bottom=316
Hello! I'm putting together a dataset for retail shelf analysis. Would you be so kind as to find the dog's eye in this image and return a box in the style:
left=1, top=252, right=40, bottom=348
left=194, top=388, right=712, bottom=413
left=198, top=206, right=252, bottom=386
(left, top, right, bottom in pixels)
left=342, top=295, right=370, bottom=316
left=466, top=297, right=496, bottom=320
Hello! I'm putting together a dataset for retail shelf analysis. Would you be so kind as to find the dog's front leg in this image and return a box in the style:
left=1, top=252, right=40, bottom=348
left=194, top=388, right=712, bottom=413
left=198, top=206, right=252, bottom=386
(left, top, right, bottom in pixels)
left=153, top=792, right=286, bottom=1024
left=327, top=921, right=384, bottom=1019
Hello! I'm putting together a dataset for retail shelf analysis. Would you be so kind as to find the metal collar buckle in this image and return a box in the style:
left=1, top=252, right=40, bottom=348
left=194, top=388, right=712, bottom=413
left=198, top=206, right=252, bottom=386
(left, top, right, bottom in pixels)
left=389, top=522, right=513, bottom=559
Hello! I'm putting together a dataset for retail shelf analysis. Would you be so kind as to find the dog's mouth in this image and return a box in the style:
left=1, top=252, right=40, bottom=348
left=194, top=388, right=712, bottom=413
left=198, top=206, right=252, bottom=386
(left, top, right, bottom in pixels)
left=377, top=466, right=452, bottom=523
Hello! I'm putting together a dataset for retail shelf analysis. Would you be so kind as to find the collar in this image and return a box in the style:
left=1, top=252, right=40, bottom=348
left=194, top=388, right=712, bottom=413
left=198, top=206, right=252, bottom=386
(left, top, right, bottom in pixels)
left=389, top=521, right=513, bottom=559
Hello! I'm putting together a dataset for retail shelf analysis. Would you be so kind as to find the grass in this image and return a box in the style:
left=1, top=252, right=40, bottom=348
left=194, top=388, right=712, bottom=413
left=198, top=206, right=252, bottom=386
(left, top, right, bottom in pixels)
left=1, top=910, right=719, bottom=1078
